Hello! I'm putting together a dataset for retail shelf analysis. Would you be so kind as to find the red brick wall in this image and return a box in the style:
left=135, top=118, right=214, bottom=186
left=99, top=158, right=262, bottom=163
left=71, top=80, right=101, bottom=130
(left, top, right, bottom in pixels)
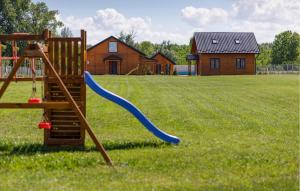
left=152, top=54, right=174, bottom=75
left=198, top=53, right=256, bottom=75
left=87, top=37, right=150, bottom=75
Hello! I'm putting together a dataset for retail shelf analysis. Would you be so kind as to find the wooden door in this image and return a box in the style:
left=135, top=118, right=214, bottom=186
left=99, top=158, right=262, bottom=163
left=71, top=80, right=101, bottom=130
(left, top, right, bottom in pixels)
left=109, top=61, right=118, bottom=74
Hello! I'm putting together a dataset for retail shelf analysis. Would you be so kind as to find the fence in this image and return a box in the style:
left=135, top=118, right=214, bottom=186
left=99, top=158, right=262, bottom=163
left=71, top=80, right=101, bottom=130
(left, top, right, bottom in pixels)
left=0, top=59, right=44, bottom=78
left=174, top=65, right=196, bottom=75
left=256, top=64, right=299, bottom=74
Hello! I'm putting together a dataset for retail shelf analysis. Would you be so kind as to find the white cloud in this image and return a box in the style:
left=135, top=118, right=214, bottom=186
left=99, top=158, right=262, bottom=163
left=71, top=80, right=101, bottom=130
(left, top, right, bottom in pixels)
left=181, top=6, right=229, bottom=27
left=181, top=0, right=300, bottom=43
left=61, top=8, right=187, bottom=45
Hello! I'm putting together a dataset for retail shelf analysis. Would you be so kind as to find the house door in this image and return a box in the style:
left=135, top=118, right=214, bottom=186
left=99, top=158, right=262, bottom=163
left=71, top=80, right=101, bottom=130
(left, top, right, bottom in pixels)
left=109, top=61, right=118, bottom=75
left=156, top=64, right=161, bottom=74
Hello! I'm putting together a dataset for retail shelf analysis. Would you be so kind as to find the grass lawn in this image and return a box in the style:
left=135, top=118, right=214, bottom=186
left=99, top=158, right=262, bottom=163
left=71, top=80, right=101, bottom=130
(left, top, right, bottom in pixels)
left=0, top=75, right=298, bottom=191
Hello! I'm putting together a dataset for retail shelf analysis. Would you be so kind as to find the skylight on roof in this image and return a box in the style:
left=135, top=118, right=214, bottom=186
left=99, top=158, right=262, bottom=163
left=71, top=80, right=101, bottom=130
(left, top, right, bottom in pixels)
left=212, top=39, right=218, bottom=44
left=235, top=39, right=241, bottom=44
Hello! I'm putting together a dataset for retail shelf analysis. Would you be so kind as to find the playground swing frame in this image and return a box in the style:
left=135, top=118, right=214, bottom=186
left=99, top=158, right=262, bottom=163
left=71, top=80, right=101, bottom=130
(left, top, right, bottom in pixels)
left=0, top=30, right=112, bottom=165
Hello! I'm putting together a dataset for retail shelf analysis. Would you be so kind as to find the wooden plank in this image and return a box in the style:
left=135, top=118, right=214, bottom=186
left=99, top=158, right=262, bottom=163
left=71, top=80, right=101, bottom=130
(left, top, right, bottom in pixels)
left=80, top=30, right=87, bottom=141
left=45, top=138, right=84, bottom=146
left=73, top=41, right=79, bottom=76
left=49, top=37, right=81, bottom=41
left=54, top=40, right=60, bottom=73
left=67, top=41, right=73, bottom=75
left=80, top=30, right=86, bottom=75
left=48, top=40, right=54, bottom=76
left=0, top=102, right=71, bottom=109
left=0, top=77, right=43, bottom=82
left=41, top=50, right=112, bottom=165
left=61, top=41, right=66, bottom=75
left=0, top=34, right=44, bottom=41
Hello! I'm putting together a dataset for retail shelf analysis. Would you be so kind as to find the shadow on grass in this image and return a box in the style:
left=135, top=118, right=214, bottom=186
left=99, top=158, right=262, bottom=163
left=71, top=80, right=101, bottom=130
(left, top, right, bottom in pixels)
left=0, top=141, right=169, bottom=156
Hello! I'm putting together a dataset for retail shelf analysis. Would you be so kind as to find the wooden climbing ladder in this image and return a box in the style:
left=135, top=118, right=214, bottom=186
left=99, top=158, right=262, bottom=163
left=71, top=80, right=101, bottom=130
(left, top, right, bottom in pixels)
left=0, top=30, right=112, bottom=165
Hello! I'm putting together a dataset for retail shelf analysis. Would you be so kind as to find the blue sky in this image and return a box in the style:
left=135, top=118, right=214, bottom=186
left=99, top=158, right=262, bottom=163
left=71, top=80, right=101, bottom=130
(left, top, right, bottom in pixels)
left=34, top=0, right=299, bottom=45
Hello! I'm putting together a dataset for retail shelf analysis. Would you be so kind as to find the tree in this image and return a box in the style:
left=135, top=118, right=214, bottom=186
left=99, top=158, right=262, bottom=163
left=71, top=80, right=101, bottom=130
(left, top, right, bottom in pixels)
left=0, top=0, right=62, bottom=34
left=118, top=30, right=138, bottom=47
left=60, top=27, right=73, bottom=37
left=138, top=41, right=155, bottom=56
left=28, top=2, right=63, bottom=35
left=154, top=41, right=177, bottom=63
left=256, top=43, right=272, bottom=66
left=271, top=31, right=300, bottom=65
left=0, top=0, right=63, bottom=55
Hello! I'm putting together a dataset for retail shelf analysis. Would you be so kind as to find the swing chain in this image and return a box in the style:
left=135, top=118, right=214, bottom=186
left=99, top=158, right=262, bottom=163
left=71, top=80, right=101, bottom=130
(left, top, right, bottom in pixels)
left=30, top=58, right=37, bottom=98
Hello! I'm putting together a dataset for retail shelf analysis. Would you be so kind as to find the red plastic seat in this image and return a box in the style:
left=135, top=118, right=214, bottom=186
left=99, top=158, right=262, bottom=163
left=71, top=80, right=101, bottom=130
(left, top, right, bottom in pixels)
left=38, top=122, right=52, bottom=129
left=28, top=98, right=42, bottom=104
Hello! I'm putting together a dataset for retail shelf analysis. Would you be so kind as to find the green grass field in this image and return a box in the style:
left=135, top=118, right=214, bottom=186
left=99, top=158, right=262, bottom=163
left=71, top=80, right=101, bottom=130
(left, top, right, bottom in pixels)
left=0, top=75, right=298, bottom=191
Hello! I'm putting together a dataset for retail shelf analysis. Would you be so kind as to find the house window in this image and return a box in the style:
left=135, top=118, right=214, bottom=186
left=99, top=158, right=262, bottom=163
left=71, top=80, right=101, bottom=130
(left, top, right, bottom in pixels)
left=212, top=39, right=218, bottom=44
left=210, top=58, right=220, bottom=70
left=236, top=58, right=246, bottom=69
left=235, top=39, right=241, bottom=44
left=108, top=42, right=117, bottom=53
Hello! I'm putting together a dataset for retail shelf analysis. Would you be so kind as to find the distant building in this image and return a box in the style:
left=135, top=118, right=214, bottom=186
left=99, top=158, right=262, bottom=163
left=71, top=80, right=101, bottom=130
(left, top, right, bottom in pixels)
left=87, top=36, right=175, bottom=75
left=151, top=52, right=176, bottom=75
left=189, top=32, right=260, bottom=75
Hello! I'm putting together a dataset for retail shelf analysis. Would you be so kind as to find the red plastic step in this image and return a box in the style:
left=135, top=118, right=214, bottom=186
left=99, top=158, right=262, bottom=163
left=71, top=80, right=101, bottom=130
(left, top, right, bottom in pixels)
left=28, top=98, right=42, bottom=104
left=38, top=122, right=52, bottom=129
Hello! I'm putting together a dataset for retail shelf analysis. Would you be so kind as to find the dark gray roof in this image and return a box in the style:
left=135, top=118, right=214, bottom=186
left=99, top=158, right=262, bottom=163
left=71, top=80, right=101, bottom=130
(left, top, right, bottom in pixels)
left=194, top=32, right=260, bottom=54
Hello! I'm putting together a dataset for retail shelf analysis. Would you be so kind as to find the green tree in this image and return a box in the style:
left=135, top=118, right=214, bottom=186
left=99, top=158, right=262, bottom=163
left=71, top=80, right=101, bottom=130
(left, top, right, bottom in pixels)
left=0, top=0, right=62, bottom=34
left=60, top=27, right=73, bottom=37
left=155, top=40, right=177, bottom=63
left=256, top=43, right=272, bottom=66
left=138, top=41, right=155, bottom=56
left=0, top=0, right=31, bottom=33
left=271, top=31, right=300, bottom=65
left=0, top=0, right=63, bottom=55
left=28, top=2, right=63, bottom=34
left=118, top=30, right=138, bottom=48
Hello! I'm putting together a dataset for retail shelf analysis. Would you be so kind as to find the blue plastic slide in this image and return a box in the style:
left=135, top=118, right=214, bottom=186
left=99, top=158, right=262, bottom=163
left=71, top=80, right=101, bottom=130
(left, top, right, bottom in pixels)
left=84, top=71, right=180, bottom=144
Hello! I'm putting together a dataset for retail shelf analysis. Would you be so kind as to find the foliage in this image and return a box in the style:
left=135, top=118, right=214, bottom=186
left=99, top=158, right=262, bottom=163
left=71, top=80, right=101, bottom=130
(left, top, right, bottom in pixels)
left=117, top=31, right=190, bottom=64
left=28, top=2, right=63, bottom=34
left=118, top=30, right=138, bottom=48
left=60, top=27, right=73, bottom=37
left=256, top=43, right=272, bottom=66
left=271, top=31, right=300, bottom=65
left=0, top=0, right=62, bottom=34
left=0, top=75, right=298, bottom=190
left=138, top=41, right=155, bottom=56
left=0, top=0, right=63, bottom=56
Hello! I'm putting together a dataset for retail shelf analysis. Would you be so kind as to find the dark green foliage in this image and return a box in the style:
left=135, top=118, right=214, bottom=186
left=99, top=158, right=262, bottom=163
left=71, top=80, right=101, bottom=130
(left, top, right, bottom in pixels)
left=256, top=43, right=272, bottom=66
left=138, top=41, right=155, bottom=56
left=271, top=31, right=300, bottom=65
left=0, top=0, right=63, bottom=56
left=117, top=31, right=190, bottom=64
left=0, top=0, right=62, bottom=34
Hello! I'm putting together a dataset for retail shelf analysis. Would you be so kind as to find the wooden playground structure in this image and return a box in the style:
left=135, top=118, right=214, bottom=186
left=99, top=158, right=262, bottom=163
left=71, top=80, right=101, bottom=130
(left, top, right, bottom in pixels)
left=0, top=30, right=112, bottom=165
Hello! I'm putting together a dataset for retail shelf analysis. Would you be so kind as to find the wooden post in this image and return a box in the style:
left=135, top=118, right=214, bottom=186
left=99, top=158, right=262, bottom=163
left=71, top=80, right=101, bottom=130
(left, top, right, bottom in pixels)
left=12, top=40, right=17, bottom=78
left=188, top=60, right=191, bottom=76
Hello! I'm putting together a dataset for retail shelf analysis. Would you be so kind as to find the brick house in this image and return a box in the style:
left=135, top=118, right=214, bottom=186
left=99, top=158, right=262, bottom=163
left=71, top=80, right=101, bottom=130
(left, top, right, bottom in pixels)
left=189, top=32, right=260, bottom=75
